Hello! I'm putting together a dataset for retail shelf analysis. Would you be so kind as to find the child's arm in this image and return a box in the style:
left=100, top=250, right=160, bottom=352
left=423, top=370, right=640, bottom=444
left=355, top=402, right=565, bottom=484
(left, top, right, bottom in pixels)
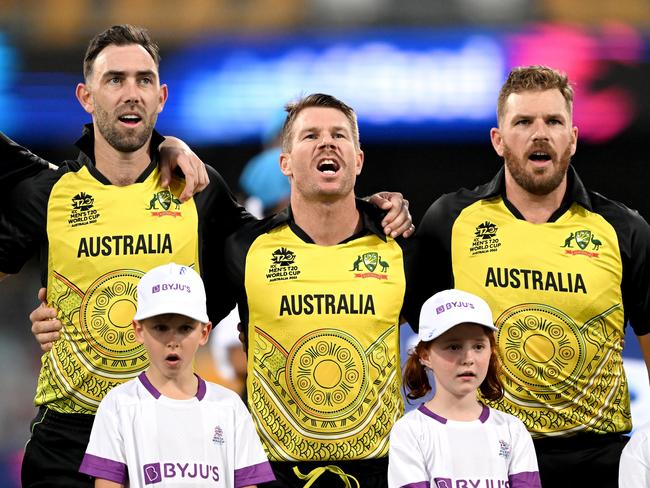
left=387, top=418, right=429, bottom=487
left=233, top=397, right=276, bottom=486
left=95, top=479, right=124, bottom=488
left=508, top=419, right=542, bottom=488
left=79, top=391, right=129, bottom=485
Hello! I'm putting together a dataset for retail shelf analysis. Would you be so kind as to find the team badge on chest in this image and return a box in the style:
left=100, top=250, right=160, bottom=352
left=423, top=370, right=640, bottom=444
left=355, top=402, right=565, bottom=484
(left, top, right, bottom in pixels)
left=350, top=251, right=389, bottom=279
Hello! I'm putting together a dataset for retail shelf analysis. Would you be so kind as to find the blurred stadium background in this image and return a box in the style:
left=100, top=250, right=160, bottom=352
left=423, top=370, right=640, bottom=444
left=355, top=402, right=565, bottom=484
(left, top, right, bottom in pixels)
left=1, top=1, right=650, bottom=486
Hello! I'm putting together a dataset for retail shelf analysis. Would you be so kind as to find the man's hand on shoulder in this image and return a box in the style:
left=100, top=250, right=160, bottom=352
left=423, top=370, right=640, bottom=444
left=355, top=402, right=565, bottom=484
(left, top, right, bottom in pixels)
left=367, top=191, right=415, bottom=238
left=30, top=288, right=62, bottom=352
left=159, top=137, right=210, bottom=202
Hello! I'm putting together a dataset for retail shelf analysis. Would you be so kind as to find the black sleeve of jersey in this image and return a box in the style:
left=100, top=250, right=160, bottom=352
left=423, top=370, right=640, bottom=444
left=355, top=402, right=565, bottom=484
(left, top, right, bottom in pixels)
left=600, top=200, right=650, bottom=336
left=222, top=216, right=278, bottom=349
left=0, top=168, right=54, bottom=275
left=0, top=210, right=38, bottom=274
left=195, top=166, right=256, bottom=324
left=402, top=194, right=457, bottom=330
left=0, top=132, right=50, bottom=192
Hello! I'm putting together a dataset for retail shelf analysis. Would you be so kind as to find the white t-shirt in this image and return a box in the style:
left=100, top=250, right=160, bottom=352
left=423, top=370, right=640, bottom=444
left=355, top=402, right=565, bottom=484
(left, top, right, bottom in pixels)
left=79, top=372, right=274, bottom=487
left=619, top=422, right=650, bottom=488
left=388, top=404, right=541, bottom=488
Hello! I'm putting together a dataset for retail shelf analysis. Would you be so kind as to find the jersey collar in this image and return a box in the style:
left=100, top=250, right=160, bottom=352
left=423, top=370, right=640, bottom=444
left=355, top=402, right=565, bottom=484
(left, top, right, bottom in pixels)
left=138, top=371, right=207, bottom=401
left=268, top=198, right=388, bottom=244
left=417, top=403, right=490, bottom=424
left=479, top=165, right=593, bottom=222
left=72, top=123, right=166, bottom=185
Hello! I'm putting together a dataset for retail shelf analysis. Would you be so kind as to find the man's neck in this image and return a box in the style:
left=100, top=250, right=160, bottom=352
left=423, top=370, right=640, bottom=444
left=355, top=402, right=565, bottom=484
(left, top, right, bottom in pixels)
left=93, top=132, right=152, bottom=187
left=504, top=172, right=567, bottom=224
left=291, top=193, right=361, bottom=246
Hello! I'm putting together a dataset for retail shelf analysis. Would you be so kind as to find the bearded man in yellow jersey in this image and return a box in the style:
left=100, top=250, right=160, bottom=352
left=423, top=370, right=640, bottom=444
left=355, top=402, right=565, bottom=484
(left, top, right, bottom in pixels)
left=0, top=24, right=256, bottom=487
left=224, top=94, right=410, bottom=488
left=404, top=65, right=650, bottom=488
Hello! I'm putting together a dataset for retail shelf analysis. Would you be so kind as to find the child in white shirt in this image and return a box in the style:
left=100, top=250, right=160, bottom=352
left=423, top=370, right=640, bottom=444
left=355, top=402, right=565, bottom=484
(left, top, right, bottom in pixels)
left=388, top=289, right=541, bottom=488
left=79, top=263, right=275, bottom=488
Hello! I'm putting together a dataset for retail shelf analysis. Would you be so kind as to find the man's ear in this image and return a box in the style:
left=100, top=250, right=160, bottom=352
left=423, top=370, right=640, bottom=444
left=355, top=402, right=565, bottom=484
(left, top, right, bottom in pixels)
left=279, top=152, right=292, bottom=177
left=490, top=127, right=504, bottom=157
left=76, top=83, right=94, bottom=115
left=570, top=125, right=578, bottom=157
left=157, top=83, right=169, bottom=114
left=355, top=150, right=364, bottom=176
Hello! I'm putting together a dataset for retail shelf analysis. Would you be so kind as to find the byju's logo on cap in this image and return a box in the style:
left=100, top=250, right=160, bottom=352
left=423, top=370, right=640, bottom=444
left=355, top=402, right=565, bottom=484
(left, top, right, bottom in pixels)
left=436, top=301, right=476, bottom=315
left=418, top=289, right=496, bottom=342
left=151, top=283, right=191, bottom=294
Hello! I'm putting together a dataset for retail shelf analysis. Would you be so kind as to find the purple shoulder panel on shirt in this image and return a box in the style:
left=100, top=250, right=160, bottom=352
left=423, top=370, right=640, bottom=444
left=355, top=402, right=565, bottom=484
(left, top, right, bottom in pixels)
left=79, top=453, right=128, bottom=484
left=509, top=471, right=542, bottom=488
left=234, top=461, right=276, bottom=487
left=399, top=482, right=430, bottom=488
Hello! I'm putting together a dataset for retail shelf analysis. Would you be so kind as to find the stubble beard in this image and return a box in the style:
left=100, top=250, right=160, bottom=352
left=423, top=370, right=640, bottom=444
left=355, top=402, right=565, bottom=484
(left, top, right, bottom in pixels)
left=94, top=103, right=157, bottom=153
left=503, top=144, right=572, bottom=196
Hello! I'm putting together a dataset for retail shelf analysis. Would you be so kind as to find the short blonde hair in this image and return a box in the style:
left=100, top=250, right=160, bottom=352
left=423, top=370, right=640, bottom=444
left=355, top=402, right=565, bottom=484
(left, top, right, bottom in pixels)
left=281, top=93, right=360, bottom=152
left=497, top=65, right=574, bottom=123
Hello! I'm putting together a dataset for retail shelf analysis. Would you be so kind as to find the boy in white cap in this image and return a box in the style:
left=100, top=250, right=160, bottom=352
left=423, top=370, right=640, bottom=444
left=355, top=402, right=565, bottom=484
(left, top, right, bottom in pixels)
left=79, top=263, right=275, bottom=488
left=388, top=289, right=541, bottom=488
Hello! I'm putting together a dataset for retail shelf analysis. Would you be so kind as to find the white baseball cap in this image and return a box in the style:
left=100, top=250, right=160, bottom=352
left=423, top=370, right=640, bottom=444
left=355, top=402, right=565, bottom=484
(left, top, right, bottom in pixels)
left=418, top=289, right=496, bottom=342
left=133, top=263, right=209, bottom=323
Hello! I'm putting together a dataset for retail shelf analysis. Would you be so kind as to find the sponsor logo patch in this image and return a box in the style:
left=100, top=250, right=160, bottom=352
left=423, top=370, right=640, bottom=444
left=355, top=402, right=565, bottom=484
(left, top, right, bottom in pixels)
left=212, top=425, right=225, bottom=445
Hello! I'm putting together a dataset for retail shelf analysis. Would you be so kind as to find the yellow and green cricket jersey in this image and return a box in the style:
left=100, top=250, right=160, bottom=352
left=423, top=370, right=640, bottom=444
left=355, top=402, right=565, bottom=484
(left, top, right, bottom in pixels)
left=405, top=166, right=650, bottom=438
left=0, top=125, right=249, bottom=414
left=225, top=201, right=407, bottom=462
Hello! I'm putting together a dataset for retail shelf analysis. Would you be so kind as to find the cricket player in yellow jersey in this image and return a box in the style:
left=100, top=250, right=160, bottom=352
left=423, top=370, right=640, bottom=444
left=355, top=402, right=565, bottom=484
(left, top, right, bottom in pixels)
left=224, top=94, right=410, bottom=488
left=0, top=25, right=251, bottom=487
left=404, top=65, right=650, bottom=488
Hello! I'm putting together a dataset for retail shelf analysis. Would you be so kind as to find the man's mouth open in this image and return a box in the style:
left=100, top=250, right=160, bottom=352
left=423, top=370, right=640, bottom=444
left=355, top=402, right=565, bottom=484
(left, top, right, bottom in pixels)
left=317, top=159, right=340, bottom=175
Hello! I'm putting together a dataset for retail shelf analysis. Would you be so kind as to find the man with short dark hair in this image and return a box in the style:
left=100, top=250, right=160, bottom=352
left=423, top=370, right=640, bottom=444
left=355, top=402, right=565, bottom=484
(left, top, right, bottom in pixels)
left=0, top=24, right=252, bottom=487
left=404, top=65, right=650, bottom=487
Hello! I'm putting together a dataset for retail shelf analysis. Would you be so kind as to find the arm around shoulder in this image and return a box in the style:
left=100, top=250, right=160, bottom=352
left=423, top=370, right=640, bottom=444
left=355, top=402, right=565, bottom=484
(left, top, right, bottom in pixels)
left=0, top=132, right=50, bottom=189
